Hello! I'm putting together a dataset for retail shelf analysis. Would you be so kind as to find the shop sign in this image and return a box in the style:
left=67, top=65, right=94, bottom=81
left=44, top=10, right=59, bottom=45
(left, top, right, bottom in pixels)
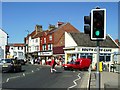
left=79, top=48, right=112, bottom=52
left=38, top=51, right=52, bottom=56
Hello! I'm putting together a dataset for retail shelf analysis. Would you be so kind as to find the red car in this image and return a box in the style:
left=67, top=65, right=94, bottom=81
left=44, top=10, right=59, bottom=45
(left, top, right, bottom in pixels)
left=62, top=58, right=91, bottom=70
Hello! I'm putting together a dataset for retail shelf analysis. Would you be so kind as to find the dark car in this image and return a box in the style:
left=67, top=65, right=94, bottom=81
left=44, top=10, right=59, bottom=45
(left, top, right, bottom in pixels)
left=18, top=59, right=26, bottom=65
left=1, top=58, right=22, bottom=72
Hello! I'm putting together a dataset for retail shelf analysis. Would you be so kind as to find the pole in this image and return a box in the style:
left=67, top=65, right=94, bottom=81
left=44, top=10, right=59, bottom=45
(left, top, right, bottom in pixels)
left=96, top=41, right=100, bottom=90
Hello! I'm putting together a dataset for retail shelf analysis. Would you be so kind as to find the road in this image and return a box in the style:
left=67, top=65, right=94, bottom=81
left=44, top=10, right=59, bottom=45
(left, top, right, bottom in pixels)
left=1, top=64, right=84, bottom=90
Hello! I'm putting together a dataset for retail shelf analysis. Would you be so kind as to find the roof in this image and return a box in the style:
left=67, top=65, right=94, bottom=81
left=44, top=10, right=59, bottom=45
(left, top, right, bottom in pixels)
left=8, top=43, right=25, bottom=47
left=70, top=32, right=119, bottom=48
left=0, top=28, right=8, bottom=35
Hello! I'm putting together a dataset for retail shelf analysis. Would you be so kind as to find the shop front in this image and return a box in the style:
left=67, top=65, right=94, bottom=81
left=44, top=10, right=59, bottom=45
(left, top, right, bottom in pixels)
left=64, top=47, right=118, bottom=69
left=38, top=51, right=53, bottom=61
left=64, top=32, right=119, bottom=70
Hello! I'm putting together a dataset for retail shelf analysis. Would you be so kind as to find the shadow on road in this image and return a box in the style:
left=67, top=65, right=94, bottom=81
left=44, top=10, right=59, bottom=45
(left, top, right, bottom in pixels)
left=55, top=71, right=62, bottom=73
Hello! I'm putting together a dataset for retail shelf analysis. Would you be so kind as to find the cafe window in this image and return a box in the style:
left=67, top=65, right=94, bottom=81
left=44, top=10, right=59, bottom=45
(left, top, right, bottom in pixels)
left=80, top=53, right=93, bottom=62
left=100, top=53, right=111, bottom=62
left=106, top=56, right=110, bottom=62
left=100, top=56, right=105, bottom=62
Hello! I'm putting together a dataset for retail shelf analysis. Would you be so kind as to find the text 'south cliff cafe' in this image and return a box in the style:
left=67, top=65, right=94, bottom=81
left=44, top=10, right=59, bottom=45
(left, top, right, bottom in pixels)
left=64, top=32, right=119, bottom=69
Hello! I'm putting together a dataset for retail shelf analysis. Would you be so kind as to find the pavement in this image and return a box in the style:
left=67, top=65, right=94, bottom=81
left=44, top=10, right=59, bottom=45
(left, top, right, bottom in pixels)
left=80, top=70, right=120, bottom=90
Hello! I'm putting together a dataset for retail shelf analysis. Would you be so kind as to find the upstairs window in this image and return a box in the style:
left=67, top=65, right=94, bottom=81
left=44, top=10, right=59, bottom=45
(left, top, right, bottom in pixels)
left=48, top=44, right=53, bottom=50
left=42, top=45, right=46, bottom=51
left=36, top=39, right=38, bottom=43
left=44, top=38, right=46, bottom=43
left=49, top=35, right=52, bottom=41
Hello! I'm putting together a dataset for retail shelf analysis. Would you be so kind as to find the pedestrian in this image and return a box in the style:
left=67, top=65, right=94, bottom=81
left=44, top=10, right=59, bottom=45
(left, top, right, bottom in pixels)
left=50, top=56, right=57, bottom=73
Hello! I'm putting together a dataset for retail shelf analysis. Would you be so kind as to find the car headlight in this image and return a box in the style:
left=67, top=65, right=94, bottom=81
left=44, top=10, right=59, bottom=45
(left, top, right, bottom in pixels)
left=65, top=66, right=67, bottom=67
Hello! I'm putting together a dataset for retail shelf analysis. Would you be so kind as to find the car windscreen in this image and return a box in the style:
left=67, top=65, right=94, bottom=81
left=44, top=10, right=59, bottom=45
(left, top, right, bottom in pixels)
left=1, top=59, right=12, bottom=63
left=75, top=61, right=80, bottom=65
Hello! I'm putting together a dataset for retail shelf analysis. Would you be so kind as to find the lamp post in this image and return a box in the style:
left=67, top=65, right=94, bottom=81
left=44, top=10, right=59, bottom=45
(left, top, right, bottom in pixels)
left=25, top=30, right=29, bottom=60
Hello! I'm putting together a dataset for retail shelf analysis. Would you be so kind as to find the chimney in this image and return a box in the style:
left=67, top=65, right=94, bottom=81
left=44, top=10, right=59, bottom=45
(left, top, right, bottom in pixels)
left=57, top=22, right=64, bottom=27
left=35, top=25, right=42, bottom=34
left=48, top=24, right=56, bottom=30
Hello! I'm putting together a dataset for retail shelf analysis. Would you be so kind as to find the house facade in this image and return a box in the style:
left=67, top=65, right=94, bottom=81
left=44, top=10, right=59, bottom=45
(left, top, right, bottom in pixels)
left=0, top=29, right=8, bottom=59
left=6, top=43, right=25, bottom=60
left=64, top=32, right=119, bottom=69
left=24, top=25, right=42, bottom=59
left=24, top=22, right=80, bottom=61
left=114, top=39, right=120, bottom=64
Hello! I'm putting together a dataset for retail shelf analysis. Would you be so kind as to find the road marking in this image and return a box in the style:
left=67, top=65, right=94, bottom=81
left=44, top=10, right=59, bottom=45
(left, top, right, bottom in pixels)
left=23, top=73, right=25, bottom=76
left=6, top=75, right=20, bottom=83
left=3, top=67, right=42, bottom=84
left=32, top=70, right=34, bottom=73
left=6, top=78, right=9, bottom=82
left=67, top=72, right=81, bottom=90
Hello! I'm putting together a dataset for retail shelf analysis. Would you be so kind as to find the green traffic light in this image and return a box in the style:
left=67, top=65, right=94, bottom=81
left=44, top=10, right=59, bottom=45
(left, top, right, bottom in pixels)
left=95, top=30, right=100, bottom=36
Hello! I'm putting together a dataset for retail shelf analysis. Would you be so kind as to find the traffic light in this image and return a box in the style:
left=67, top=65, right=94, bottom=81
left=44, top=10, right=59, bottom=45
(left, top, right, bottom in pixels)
left=91, top=9, right=106, bottom=40
left=84, top=15, right=91, bottom=34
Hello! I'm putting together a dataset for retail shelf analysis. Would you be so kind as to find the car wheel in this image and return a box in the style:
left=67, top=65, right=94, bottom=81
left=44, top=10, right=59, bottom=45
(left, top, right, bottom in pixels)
left=19, top=68, right=22, bottom=72
left=70, top=67, right=74, bottom=71
left=64, top=67, right=67, bottom=70
left=13, top=68, right=16, bottom=72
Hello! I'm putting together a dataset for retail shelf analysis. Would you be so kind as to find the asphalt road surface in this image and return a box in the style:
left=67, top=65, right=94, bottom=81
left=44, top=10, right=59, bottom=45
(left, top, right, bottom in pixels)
left=1, top=64, right=84, bottom=90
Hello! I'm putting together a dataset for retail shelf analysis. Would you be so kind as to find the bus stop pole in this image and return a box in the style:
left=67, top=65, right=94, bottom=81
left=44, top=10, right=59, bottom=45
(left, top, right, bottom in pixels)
left=96, top=41, right=101, bottom=90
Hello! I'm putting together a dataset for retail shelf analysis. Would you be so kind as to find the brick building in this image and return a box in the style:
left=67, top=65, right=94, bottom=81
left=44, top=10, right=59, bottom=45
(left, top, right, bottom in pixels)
left=24, top=22, right=80, bottom=61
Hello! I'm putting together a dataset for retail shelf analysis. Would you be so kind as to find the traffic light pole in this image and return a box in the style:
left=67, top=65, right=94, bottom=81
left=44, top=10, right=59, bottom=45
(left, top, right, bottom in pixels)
left=96, top=41, right=101, bottom=90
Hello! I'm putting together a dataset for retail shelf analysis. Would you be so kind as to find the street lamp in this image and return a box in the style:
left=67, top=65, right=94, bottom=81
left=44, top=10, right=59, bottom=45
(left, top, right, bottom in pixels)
left=25, top=30, right=30, bottom=60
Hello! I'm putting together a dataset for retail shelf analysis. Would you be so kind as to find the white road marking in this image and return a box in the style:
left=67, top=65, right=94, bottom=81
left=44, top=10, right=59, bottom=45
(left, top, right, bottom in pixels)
left=67, top=72, right=81, bottom=90
left=37, top=68, right=40, bottom=71
left=6, top=78, right=9, bottom=82
left=32, top=70, right=34, bottom=73
left=3, top=67, right=42, bottom=84
left=23, top=73, right=25, bottom=76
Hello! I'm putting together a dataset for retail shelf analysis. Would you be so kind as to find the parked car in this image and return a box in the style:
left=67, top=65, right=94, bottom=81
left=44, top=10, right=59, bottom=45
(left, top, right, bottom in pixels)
left=62, top=58, right=91, bottom=71
left=1, top=58, right=22, bottom=72
left=17, top=59, right=26, bottom=65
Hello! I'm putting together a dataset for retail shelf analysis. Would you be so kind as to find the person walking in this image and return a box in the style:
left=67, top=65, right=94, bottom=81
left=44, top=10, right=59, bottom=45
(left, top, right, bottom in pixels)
left=50, top=57, right=57, bottom=73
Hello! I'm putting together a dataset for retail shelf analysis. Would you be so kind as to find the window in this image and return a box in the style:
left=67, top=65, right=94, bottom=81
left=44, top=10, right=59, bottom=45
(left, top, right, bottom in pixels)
left=75, top=61, right=80, bottom=65
left=100, top=56, right=105, bottom=62
left=100, top=53, right=111, bottom=62
left=106, top=56, right=110, bottom=62
left=48, top=44, right=52, bottom=50
left=13, top=52, right=17, bottom=56
left=36, top=39, right=38, bottom=43
left=44, top=38, right=46, bottom=43
left=18, top=52, right=23, bottom=56
left=35, top=46, right=39, bottom=51
left=80, top=53, right=93, bottom=62
left=49, top=35, right=52, bottom=41
left=42, top=45, right=46, bottom=51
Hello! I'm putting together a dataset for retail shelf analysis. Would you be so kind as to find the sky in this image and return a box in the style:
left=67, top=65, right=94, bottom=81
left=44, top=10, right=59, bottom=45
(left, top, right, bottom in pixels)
left=1, top=1, right=119, bottom=43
